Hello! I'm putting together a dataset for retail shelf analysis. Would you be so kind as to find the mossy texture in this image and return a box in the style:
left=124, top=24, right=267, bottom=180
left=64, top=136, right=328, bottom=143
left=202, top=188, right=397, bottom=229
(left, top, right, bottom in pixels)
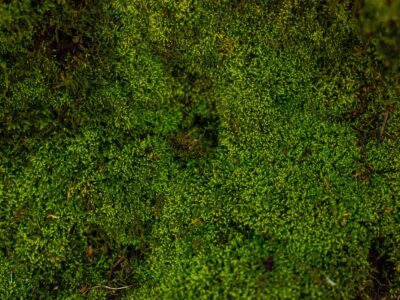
left=1, top=0, right=399, bottom=299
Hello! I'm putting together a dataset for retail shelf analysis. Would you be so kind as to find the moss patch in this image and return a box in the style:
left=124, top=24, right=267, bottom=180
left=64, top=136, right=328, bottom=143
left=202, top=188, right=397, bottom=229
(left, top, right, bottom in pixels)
left=1, top=0, right=399, bottom=299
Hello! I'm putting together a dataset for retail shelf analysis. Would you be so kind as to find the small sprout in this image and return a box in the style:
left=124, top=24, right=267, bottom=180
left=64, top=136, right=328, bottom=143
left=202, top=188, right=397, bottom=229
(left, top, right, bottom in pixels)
left=323, top=178, right=332, bottom=191
left=339, top=210, right=350, bottom=227
left=385, top=206, right=393, bottom=214
left=191, top=218, right=204, bottom=225
left=46, top=214, right=59, bottom=219
left=325, top=275, right=336, bottom=287
left=67, top=187, right=73, bottom=199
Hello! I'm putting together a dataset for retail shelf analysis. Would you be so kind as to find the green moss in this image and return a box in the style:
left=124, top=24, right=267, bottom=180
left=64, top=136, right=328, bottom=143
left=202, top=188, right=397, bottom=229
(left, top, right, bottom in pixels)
left=1, top=0, right=399, bottom=299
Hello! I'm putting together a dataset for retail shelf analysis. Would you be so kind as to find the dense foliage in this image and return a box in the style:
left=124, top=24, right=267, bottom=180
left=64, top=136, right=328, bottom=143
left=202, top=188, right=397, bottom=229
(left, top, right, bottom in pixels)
left=1, top=0, right=399, bottom=298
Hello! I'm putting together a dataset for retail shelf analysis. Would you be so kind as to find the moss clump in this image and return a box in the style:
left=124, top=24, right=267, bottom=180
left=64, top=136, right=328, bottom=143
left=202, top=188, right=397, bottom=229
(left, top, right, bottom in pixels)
left=1, top=0, right=399, bottom=299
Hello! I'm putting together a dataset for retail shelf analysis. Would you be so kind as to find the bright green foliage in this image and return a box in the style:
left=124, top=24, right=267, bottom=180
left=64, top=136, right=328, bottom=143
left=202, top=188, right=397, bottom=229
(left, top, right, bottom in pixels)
left=1, top=0, right=399, bottom=299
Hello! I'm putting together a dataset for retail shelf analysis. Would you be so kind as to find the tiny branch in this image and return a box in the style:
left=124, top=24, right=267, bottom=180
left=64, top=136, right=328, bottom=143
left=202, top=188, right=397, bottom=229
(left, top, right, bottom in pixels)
left=379, top=110, right=389, bottom=142
left=81, top=285, right=132, bottom=294
left=91, top=285, right=132, bottom=291
left=110, top=256, right=126, bottom=273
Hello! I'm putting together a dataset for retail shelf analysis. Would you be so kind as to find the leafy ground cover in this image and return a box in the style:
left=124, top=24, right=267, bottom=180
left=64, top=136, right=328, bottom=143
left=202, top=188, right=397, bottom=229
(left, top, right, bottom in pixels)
left=1, top=0, right=399, bottom=299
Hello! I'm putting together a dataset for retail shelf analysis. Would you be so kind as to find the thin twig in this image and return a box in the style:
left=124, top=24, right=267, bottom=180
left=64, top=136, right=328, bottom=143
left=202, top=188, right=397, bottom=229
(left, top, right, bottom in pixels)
left=91, top=285, right=132, bottom=291
left=378, top=110, right=389, bottom=145
left=108, top=256, right=126, bottom=279
left=110, top=256, right=126, bottom=272
left=81, top=285, right=133, bottom=294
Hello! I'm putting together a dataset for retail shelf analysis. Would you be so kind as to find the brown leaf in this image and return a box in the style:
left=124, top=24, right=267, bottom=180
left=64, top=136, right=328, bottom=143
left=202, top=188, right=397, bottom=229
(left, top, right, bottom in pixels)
left=87, top=246, right=94, bottom=257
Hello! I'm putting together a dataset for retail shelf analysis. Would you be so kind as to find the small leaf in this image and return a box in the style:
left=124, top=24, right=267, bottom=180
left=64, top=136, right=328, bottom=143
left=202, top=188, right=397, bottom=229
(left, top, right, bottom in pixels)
left=191, top=218, right=204, bottom=225
left=67, top=187, right=73, bottom=199
left=87, top=246, right=94, bottom=258
left=385, top=206, right=393, bottom=214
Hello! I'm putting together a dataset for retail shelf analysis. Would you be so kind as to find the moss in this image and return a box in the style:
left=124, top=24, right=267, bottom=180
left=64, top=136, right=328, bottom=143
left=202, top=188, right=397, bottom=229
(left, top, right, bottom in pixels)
left=1, top=0, right=399, bottom=299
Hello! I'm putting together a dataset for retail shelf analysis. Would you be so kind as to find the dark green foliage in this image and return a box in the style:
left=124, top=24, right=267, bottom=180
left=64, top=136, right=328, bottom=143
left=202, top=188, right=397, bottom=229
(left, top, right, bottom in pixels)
left=1, top=0, right=399, bottom=299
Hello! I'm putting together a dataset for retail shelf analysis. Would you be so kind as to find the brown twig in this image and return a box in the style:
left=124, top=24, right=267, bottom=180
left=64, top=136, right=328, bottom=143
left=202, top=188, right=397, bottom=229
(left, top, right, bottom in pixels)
left=379, top=110, right=389, bottom=142
left=107, top=256, right=126, bottom=279
left=91, top=285, right=132, bottom=291
left=81, top=285, right=132, bottom=294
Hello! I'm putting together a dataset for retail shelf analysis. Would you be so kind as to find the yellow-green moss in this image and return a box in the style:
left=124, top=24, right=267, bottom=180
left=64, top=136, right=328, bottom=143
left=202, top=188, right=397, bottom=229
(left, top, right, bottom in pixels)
left=0, top=0, right=399, bottom=299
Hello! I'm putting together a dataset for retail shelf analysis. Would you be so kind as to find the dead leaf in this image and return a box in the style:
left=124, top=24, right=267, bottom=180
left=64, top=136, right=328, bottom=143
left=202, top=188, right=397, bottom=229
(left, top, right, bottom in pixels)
left=87, top=246, right=94, bottom=258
